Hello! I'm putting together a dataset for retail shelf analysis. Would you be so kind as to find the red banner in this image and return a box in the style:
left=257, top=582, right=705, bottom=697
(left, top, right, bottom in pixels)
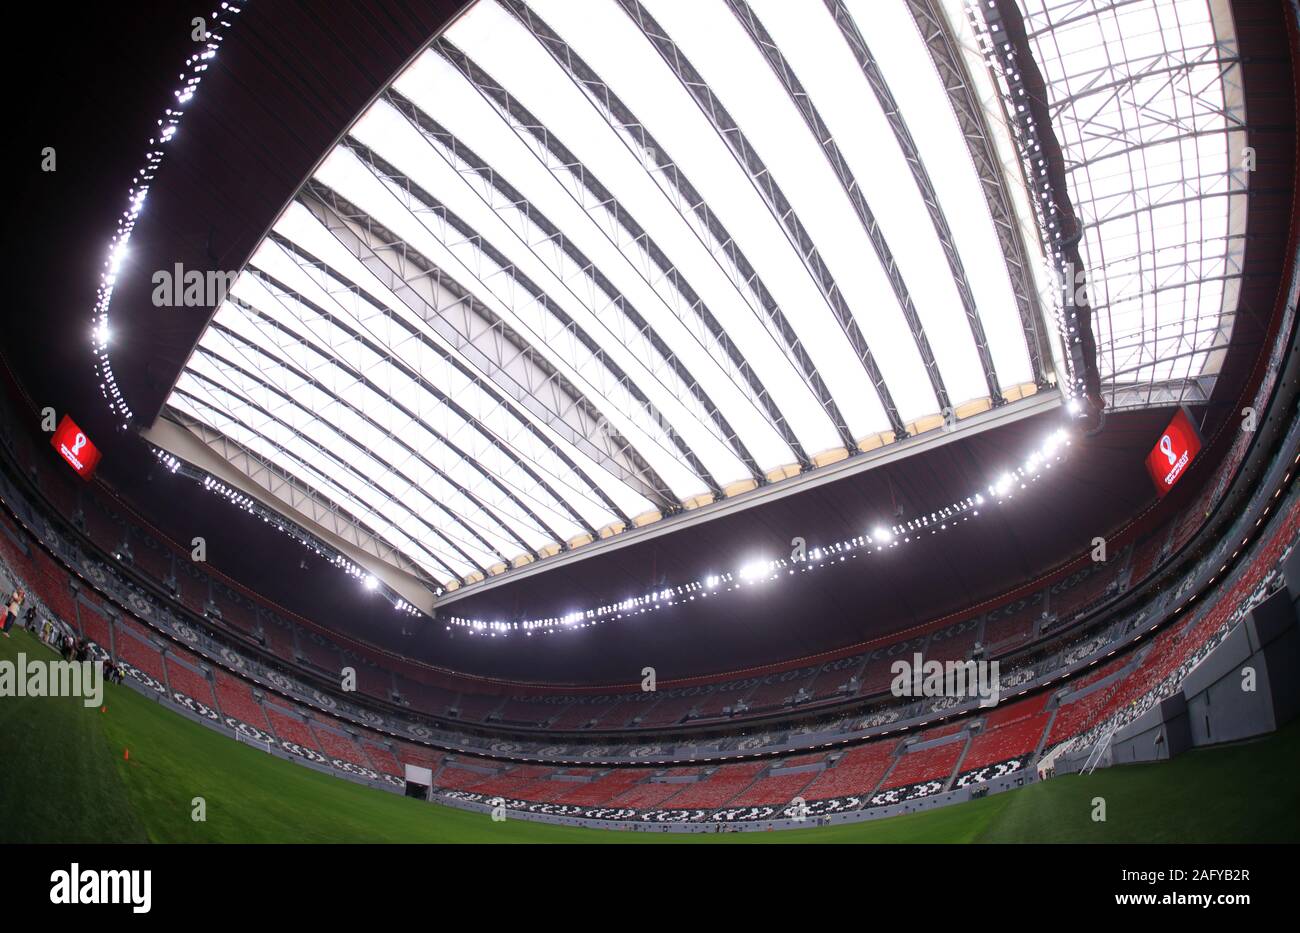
left=50, top=415, right=102, bottom=480
left=1145, top=408, right=1201, bottom=496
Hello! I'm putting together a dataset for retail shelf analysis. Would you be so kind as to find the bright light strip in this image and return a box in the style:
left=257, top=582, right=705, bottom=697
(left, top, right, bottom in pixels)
left=92, top=4, right=248, bottom=425
left=150, top=444, right=440, bottom=612
left=446, top=424, right=1076, bottom=637
left=738, top=557, right=776, bottom=581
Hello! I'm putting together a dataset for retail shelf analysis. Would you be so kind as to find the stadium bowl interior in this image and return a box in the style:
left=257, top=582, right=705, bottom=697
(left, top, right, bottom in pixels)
left=3, top=0, right=1300, bottom=843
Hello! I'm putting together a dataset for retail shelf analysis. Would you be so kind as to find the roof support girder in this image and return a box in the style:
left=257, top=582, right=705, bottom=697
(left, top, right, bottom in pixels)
left=610, top=0, right=909, bottom=440
left=299, top=185, right=684, bottom=508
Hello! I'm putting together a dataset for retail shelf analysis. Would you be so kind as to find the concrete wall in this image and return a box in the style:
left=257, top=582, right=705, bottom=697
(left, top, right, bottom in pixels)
left=1111, top=585, right=1299, bottom=761
left=1182, top=587, right=1300, bottom=745
left=1112, top=692, right=1192, bottom=764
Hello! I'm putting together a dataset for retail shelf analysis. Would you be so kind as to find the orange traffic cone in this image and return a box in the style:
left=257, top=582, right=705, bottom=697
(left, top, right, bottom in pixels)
left=123, top=748, right=130, bottom=761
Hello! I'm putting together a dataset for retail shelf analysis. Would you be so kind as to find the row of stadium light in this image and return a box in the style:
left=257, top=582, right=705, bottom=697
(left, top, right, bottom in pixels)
left=91, top=4, right=247, bottom=427
left=446, top=427, right=1073, bottom=637
left=155, top=445, right=429, bottom=615
left=964, top=0, right=1087, bottom=412
left=330, top=555, right=420, bottom=613
left=201, top=474, right=257, bottom=513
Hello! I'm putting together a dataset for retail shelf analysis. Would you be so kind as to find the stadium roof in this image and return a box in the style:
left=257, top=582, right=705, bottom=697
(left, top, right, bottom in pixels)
left=146, top=0, right=1247, bottom=604
left=148, top=0, right=1074, bottom=599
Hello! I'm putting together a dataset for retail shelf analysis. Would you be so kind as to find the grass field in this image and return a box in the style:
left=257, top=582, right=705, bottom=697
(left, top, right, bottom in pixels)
left=3, top=627, right=1298, bottom=843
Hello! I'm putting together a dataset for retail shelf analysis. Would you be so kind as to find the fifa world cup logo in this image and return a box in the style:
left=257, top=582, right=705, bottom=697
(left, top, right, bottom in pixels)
left=1159, top=434, right=1175, bottom=466
left=59, top=428, right=94, bottom=474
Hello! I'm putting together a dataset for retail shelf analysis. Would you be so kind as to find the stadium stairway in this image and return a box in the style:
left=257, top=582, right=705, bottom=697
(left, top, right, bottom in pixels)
left=871, top=745, right=903, bottom=799
left=1033, top=706, right=1059, bottom=762
left=944, top=732, right=975, bottom=792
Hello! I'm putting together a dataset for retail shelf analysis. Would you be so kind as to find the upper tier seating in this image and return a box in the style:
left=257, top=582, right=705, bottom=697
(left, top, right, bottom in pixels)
left=1171, top=483, right=1218, bottom=554
left=1128, top=529, right=1171, bottom=589
left=982, top=593, right=1044, bottom=652
left=297, top=630, right=343, bottom=673
left=1051, top=564, right=1120, bottom=623
left=636, top=692, right=702, bottom=727
left=392, top=674, right=456, bottom=718
left=690, top=679, right=759, bottom=720
left=209, top=584, right=257, bottom=637
left=81, top=496, right=123, bottom=555
left=546, top=695, right=617, bottom=730
left=129, top=530, right=174, bottom=587
left=494, top=696, right=552, bottom=726
left=452, top=691, right=506, bottom=724
left=172, top=560, right=209, bottom=617
left=805, top=658, right=861, bottom=699
left=351, top=660, right=394, bottom=702
left=39, top=469, right=79, bottom=528
left=259, top=617, right=296, bottom=660
left=922, top=619, right=980, bottom=663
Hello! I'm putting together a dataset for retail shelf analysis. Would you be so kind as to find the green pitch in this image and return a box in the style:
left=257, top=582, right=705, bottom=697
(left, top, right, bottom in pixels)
left=2, top=628, right=1297, bottom=843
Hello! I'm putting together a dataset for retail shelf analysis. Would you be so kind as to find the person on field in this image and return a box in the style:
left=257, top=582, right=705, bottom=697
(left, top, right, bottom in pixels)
left=2, top=586, right=24, bottom=637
